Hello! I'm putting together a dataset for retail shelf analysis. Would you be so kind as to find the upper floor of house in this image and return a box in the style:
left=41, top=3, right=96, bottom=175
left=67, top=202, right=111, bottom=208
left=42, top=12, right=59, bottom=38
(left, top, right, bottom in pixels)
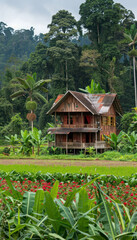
left=47, top=90, right=122, bottom=131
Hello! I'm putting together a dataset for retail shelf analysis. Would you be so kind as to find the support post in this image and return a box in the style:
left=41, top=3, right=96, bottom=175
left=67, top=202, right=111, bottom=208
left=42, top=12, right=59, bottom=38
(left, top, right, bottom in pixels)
left=80, top=132, right=82, bottom=151
left=81, top=112, right=83, bottom=126
left=55, top=112, right=56, bottom=127
left=66, top=134, right=68, bottom=154
left=95, top=132, right=97, bottom=154
left=68, top=112, right=70, bottom=127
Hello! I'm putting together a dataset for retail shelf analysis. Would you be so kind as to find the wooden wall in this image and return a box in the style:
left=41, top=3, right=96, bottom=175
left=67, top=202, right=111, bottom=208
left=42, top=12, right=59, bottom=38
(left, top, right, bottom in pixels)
left=56, top=95, right=89, bottom=112
left=100, top=105, right=116, bottom=139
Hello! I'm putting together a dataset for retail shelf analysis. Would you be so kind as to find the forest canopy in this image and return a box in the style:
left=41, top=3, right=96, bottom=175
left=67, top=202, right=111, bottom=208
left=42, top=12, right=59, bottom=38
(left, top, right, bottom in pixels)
left=0, top=0, right=137, bottom=138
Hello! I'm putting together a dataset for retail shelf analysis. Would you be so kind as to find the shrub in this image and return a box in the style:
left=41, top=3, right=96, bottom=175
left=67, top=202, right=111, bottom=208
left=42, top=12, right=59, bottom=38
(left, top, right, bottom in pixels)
left=3, top=147, right=10, bottom=155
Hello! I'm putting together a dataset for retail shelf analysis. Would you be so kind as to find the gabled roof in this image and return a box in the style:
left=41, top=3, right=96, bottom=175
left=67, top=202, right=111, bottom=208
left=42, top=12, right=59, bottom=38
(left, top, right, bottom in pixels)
left=47, top=91, right=122, bottom=115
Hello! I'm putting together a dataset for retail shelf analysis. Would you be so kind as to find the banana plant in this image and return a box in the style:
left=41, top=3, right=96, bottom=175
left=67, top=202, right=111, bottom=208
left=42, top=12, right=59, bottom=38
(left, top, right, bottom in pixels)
left=125, top=131, right=137, bottom=153
left=29, top=127, right=46, bottom=155
left=79, top=79, right=105, bottom=94
left=19, top=130, right=32, bottom=155
left=104, top=132, right=124, bottom=150
left=5, top=134, right=19, bottom=154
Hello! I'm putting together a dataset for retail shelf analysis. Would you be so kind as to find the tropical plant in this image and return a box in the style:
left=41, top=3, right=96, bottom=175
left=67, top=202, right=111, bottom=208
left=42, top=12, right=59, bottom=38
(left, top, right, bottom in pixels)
left=1, top=177, right=137, bottom=239
left=125, top=131, right=137, bottom=153
left=129, top=112, right=137, bottom=133
left=124, top=24, right=137, bottom=107
left=10, top=72, right=51, bottom=131
left=19, top=130, right=32, bottom=156
left=86, top=146, right=96, bottom=156
left=5, top=134, right=19, bottom=153
left=29, top=127, right=46, bottom=155
left=79, top=79, right=105, bottom=94
left=104, top=132, right=124, bottom=150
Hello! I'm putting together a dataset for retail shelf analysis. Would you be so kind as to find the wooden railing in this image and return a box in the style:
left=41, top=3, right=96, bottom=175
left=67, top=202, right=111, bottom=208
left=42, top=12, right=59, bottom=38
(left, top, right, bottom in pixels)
left=61, top=124, right=98, bottom=128
left=48, top=141, right=109, bottom=149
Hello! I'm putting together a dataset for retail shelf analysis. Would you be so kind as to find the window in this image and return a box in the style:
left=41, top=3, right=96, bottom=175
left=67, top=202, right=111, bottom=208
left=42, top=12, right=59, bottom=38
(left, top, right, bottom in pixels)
left=110, top=117, right=116, bottom=126
left=70, top=116, right=73, bottom=124
left=102, top=116, right=107, bottom=126
left=74, top=103, right=78, bottom=109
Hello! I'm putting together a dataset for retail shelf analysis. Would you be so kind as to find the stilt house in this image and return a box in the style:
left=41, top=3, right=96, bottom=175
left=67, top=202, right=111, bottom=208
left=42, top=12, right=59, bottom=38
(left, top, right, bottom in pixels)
left=47, top=91, right=122, bottom=153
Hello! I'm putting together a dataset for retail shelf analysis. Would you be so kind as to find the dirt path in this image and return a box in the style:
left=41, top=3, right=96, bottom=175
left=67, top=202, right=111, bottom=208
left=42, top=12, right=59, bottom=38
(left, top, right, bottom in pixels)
left=0, top=159, right=137, bottom=167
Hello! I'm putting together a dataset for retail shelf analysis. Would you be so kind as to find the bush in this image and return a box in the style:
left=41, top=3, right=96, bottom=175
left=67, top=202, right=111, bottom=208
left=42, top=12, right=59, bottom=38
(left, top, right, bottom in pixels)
left=2, top=147, right=10, bottom=155
left=47, top=146, right=63, bottom=155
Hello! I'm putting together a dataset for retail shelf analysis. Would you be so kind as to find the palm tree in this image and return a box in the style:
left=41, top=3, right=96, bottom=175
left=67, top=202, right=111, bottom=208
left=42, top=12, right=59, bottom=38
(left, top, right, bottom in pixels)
left=124, top=24, right=137, bottom=107
left=10, top=73, right=51, bottom=131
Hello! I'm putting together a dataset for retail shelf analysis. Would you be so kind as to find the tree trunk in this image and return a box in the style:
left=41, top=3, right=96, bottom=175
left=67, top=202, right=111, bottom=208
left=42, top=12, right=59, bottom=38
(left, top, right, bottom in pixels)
left=65, top=60, right=68, bottom=91
left=133, top=56, right=137, bottom=107
left=97, top=23, right=100, bottom=44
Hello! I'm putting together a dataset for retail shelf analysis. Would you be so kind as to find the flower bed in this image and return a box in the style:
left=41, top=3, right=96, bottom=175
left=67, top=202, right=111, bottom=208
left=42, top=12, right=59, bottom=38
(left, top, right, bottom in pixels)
left=0, top=177, right=137, bottom=214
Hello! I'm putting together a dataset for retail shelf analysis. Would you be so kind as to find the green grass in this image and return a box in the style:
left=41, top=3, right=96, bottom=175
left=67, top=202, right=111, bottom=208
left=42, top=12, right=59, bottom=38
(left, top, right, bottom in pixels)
left=0, top=151, right=137, bottom=161
left=0, top=164, right=137, bottom=176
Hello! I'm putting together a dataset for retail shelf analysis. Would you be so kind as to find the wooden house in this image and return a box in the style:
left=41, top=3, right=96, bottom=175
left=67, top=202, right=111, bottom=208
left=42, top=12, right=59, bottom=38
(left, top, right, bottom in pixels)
left=47, top=91, right=122, bottom=153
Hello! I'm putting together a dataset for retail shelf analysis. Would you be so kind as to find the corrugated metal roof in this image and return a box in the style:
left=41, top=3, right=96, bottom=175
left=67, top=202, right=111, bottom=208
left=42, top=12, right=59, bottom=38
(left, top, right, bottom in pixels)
left=71, top=91, right=97, bottom=114
left=47, top=91, right=122, bottom=115
left=54, top=94, right=64, bottom=104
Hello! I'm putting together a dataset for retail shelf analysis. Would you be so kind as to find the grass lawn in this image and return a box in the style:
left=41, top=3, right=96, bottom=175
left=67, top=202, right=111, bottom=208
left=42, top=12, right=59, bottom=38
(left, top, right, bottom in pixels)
left=0, top=164, right=137, bottom=176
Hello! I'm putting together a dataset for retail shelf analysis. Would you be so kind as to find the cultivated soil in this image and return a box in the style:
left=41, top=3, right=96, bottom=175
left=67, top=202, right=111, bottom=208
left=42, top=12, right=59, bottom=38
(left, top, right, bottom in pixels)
left=0, top=159, right=137, bottom=167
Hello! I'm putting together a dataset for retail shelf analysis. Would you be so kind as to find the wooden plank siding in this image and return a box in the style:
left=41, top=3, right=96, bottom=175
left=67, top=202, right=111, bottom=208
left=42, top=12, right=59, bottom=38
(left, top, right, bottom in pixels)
left=47, top=92, right=120, bottom=151
left=56, top=95, right=89, bottom=112
left=100, top=105, right=116, bottom=140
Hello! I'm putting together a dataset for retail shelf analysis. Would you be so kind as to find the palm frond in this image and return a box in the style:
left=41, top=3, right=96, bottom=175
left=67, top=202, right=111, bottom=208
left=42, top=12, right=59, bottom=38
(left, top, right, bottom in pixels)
left=33, top=79, right=51, bottom=90
left=10, top=90, right=26, bottom=99
left=40, top=87, right=48, bottom=93
left=134, top=32, right=137, bottom=43
left=79, top=88, right=88, bottom=93
left=17, top=77, right=30, bottom=89
left=33, top=92, right=47, bottom=103
left=10, top=83, right=25, bottom=89
left=124, top=33, right=133, bottom=43
left=26, top=75, right=35, bottom=89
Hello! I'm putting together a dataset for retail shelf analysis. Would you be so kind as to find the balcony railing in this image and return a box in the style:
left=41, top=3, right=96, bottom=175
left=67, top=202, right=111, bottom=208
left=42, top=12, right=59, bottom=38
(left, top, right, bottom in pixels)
left=61, top=123, right=98, bottom=128
left=48, top=141, right=109, bottom=149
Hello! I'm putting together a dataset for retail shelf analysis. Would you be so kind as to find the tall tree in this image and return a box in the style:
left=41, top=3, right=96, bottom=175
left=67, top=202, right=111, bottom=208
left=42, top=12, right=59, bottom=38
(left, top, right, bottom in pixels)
left=44, top=10, right=79, bottom=92
left=124, top=24, right=137, bottom=107
left=79, top=0, right=134, bottom=51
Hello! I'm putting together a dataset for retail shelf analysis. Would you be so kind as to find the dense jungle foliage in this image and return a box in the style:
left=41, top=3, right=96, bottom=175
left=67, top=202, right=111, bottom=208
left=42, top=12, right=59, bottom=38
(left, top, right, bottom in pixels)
left=0, top=0, right=137, bottom=140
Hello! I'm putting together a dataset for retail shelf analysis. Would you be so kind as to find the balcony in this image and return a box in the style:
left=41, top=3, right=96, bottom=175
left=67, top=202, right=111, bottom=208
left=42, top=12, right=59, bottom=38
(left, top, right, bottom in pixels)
left=48, top=141, right=109, bottom=149
left=61, top=123, right=98, bottom=128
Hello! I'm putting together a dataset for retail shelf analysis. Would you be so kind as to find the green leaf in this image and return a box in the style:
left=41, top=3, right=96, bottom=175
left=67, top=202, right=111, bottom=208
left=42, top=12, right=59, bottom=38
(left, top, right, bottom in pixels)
left=17, top=77, right=30, bottom=89
left=114, top=203, right=125, bottom=231
left=126, top=211, right=137, bottom=232
left=5, top=177, right=23, bottom=200
left=50, top=180, right=59, bottom=199
left=10, top=90, right=26, bottom=99
left=64, top=176, right=101, bottom=207
left=33, top=91, right=47, bottom=102
left=44, top=191, right=61, bottom=233
left=48, top=233, right=66, bottom=240
left=10, top=224, right=27, bottom=235
left=96, top=183, right=115, bottom=240
left=22, top=191, right=35, bottom=215
left=77, top=188, right=90, bottom=213
left=33, top=189, right=45, bottom=219
left=33, top=79, right=51, bottom=90
left=76, top=189, right=91, bottom=233
left=55, top=199, right=75, bottom=227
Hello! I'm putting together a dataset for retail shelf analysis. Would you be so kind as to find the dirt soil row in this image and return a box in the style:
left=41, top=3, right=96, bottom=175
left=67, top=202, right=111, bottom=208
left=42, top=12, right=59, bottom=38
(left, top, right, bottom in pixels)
left=0, top=159, right=137, bottom=167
